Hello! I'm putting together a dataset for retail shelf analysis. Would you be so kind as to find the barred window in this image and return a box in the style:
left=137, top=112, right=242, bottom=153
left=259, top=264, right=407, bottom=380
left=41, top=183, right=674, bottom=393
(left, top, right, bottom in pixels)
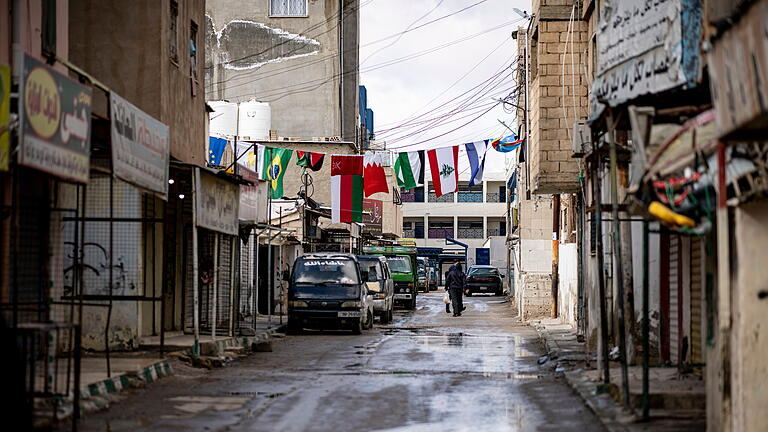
left=270, top=0, right=308, bottom=17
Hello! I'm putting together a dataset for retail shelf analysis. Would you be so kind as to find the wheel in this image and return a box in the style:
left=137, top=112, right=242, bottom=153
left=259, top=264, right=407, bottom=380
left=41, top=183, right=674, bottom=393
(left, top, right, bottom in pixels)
left=351, top=318, right=363, bottom=334
left=365, top=310, right=374, bottom=329
left=387, top=309, right=393, bottom=323
left=409, top=296, right=417, bottom=310
left=465, top=291, right=472, bottom=297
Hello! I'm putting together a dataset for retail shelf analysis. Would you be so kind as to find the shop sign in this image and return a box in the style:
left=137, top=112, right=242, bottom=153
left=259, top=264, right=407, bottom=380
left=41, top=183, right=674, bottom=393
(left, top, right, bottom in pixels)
left=19, top=54, right=91, bottom=182
left=110, top=92, right=170, bottom=198
left=238, top=166, right=261, bottom=222
left=196, top=168, right=239, bottom=235
left=362, top=198, right=383, bottom=235
left=591, top=0, right=699, bottom=109
left=0, top=64, right=10, bottom=171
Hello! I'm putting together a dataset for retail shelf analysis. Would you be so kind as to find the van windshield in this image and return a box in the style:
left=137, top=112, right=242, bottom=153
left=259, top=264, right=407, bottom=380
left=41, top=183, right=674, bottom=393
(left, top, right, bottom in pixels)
left=387, top=256, right=412, bottom=274
left=294, top=259, right=360, bottom=285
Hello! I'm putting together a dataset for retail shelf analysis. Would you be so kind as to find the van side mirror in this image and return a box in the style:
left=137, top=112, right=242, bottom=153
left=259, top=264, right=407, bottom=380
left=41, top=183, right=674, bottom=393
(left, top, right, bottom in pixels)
left=501, top=274, right=506, bottom=278
left=282, top=270, right=290, bottom=281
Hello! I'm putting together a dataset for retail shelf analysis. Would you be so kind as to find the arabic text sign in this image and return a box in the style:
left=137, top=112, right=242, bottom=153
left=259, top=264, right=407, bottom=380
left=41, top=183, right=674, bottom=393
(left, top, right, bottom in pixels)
left=19, top=54, right=92, bottom=182
left=362, top=198, right=383, bottom=235
left=592, top=0, right=686, bottom=107
left=196, top=168, right=240, bottom=235
left=0, top=64, right=10, bottom=171
left=110, top=93, right=170, bottom=197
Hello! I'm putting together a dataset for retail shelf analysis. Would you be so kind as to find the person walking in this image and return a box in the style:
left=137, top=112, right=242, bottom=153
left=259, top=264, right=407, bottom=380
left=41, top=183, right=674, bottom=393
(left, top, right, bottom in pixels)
left=446, top=261, right=466, bottom=317
left=444, top=263, right=455, bottom=314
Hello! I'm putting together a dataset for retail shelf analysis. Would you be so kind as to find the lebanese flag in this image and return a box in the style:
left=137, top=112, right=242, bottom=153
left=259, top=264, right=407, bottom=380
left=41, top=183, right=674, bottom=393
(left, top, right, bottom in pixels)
left=427, top=146, right=459, bottom=197
left=330, top=154, right=363, bottom=176
left=363, top=153, right=388, bottom=197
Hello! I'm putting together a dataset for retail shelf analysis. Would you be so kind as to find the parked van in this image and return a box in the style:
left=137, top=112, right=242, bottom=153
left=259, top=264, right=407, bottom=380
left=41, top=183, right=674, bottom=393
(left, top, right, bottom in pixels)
left=357, top=255, right=395, bottom=323
left=287, top=253, right=374, bottom=334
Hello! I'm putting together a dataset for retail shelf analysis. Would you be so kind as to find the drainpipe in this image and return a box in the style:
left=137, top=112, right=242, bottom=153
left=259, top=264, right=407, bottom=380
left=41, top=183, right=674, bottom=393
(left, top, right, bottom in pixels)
left=338, top=1, right=345, bottom=140
left=551, top=195, right=560, bottom=318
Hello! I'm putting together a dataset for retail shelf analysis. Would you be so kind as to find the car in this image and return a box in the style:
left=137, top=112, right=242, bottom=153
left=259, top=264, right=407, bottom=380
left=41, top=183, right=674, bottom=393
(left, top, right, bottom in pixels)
left=357, top=255, right=395, bottom=324
left=464, top=265, right=505, bottom=296
left=417, top=266, right=428, bottom=292
left=287, top=253, right=375, bottom=334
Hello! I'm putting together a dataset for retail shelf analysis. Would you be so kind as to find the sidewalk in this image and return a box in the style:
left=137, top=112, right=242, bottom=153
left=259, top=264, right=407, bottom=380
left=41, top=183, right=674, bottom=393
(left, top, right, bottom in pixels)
left=530, top=318, right=706, bottom=432
left=43, top=319, right=286, bottom=427
left=140, top=317, right=287, bottom=356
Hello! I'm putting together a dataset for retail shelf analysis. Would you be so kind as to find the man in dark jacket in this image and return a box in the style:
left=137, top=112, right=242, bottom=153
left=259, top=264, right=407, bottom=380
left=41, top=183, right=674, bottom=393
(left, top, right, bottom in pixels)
left=445, top=261, right=466, bottom=317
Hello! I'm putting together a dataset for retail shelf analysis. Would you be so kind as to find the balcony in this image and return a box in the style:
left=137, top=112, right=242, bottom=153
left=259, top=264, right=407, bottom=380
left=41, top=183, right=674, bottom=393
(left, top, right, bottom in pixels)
left=457, top=228, right=483, bottom=239
left=457, top=191, right=483, bottom=203
left=428, top=228, right=454, bottom=239
left=428, top=192, right=454, bottom=203
left=486, top=192, right=504, bottom=203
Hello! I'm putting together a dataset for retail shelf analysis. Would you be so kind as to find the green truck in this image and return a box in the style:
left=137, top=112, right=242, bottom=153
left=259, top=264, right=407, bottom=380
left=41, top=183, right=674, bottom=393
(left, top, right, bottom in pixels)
left=362, top=245, right=418, bottom=310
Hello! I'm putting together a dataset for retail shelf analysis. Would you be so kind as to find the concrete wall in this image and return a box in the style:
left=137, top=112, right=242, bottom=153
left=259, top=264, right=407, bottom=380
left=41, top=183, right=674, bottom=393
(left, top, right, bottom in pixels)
left=731, top=200, right=768, bottom=432
left=69, top=0, right=207, bottom=165
left=206, top=0, right=359, bottom=141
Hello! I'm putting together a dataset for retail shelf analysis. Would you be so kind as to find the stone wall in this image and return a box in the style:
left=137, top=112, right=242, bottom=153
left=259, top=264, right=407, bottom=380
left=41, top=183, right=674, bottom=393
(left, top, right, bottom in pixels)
left=528, top=13, right=588, bottom=194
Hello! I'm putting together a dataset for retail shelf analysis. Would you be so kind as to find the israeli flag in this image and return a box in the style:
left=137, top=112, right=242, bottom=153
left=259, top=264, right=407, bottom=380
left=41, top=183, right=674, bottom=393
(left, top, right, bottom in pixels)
left=465, top=140, right=489, bottom=187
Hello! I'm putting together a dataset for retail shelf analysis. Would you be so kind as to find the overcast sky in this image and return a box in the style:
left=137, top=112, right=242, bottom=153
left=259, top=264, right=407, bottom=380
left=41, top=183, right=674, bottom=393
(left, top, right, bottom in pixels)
left=360, top=0, right=530, bottom=177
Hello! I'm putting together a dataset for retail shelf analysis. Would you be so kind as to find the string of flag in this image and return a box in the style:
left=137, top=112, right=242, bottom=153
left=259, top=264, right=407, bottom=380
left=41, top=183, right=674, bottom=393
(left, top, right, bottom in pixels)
left=208, top=133, right=525, bottom=224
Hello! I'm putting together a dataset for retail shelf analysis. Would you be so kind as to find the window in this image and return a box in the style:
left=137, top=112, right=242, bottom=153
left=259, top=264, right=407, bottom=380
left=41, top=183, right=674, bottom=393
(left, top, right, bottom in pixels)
left=190, top=20, right=199, bottom=96
left=169, top=1, right=179, bottom=63
left=270, top=0, right=308, bottom=17
left=41, top=0, right=56, bottom=57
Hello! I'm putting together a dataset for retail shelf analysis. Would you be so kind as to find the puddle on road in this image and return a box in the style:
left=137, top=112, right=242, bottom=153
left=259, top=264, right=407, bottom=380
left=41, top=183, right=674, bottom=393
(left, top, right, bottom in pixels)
left=167, top=395, right=250, bottom=414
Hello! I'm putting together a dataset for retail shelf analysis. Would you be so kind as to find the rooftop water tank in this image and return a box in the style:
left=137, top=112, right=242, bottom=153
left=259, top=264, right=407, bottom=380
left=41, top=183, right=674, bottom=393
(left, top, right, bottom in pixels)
left=208, top=100, right=238, bottom=137
left=238, top=100, right=271, bottom=140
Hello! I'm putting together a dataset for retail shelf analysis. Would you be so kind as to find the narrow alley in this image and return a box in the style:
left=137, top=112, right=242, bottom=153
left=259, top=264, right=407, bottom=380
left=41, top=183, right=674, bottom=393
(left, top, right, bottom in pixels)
left=71, top=294, right=602, bottom=432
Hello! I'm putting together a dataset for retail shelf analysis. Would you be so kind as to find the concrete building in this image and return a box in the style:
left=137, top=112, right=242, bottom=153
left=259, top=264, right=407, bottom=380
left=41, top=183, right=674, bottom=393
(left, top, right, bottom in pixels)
left=511, top=0, right=588, bottom=323
left=401, top=166, right=510, bottom=283
left=205, top=0, right=360, bottom=143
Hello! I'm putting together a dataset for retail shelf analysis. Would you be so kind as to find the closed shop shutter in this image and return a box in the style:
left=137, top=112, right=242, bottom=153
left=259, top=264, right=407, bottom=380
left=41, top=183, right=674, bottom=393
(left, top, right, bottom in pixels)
left=690, top=237, right=704, bottom=364
left=669, top=236, right=680, bottom=363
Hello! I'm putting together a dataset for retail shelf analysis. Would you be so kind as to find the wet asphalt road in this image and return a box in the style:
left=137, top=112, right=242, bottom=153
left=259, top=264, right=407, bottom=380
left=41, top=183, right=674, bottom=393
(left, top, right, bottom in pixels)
left=75, top=293, right=603, bottom=432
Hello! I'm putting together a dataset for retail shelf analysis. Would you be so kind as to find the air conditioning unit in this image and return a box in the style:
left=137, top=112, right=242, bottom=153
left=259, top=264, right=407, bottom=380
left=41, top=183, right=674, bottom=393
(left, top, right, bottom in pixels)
left=571, top=120, right=591, bottom=157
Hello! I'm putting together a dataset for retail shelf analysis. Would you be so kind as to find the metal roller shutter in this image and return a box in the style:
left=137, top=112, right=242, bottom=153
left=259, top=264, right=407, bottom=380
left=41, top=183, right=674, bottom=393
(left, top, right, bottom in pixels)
left=690, top=237, right=704, bottom=364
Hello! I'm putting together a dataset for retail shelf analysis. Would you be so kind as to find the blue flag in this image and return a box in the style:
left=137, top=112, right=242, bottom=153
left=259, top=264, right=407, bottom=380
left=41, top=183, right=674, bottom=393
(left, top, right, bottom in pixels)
left=465, top=140, right=489, bottom=187
left=208, top=136, right=228, bottom=165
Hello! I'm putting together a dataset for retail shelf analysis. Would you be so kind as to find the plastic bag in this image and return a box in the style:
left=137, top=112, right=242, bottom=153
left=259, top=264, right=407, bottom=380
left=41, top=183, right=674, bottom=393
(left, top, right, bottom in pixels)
left=443, top=292, right=450, bottom=304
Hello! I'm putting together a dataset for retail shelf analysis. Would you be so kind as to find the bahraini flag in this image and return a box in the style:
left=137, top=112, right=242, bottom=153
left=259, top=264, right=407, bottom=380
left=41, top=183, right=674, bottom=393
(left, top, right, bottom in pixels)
left=427, top=146, right=459, bottom=197
left=363, top=153, right=388, bottom=197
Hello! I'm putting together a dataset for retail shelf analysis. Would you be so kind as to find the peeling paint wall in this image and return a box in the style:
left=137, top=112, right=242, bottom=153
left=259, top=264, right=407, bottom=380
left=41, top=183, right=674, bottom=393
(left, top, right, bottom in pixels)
left=206, top=0, right=359, bottom=141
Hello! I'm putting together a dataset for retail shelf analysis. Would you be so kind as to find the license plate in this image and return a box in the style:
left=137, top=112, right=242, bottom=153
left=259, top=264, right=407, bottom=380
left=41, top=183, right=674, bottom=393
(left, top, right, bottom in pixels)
left=480, top=286, right=488, bottom=290
left=394, top=294, right=412, bottom=299
left=338, top=311, right=361, bottom=318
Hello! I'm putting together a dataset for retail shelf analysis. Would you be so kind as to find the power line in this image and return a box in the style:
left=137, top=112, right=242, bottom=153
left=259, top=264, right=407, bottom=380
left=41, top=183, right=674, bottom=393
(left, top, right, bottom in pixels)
left=219, top=18, right=523, bottom=101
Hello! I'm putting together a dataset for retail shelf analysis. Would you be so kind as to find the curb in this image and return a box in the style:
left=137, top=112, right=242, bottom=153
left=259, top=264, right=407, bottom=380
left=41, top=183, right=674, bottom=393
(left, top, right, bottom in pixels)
left=199, top=325, right=287, bottom=356
left=83, top=359, right=174, bottom=400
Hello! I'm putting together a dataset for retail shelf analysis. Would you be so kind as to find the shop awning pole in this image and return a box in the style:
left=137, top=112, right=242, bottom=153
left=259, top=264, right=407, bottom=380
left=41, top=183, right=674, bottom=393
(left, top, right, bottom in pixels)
left=192, top=168, right=201, bottom=357
left=608, top=113, right=631, bottom=407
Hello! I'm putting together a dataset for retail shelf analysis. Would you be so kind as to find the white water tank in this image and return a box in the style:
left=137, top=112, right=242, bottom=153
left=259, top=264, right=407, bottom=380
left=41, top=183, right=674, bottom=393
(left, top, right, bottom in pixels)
left=238, top=100, right=271, bottom=140
left=208, top=100, right=239, bottom=137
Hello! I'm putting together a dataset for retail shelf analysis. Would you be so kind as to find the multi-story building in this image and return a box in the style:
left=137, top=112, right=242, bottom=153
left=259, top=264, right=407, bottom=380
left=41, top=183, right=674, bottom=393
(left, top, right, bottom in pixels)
left=401, top=173, right=509, bottom=279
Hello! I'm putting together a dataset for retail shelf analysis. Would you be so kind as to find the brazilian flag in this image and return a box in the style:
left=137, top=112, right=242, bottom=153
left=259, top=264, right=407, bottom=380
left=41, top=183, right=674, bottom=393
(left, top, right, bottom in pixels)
left=261, top=147, right=293, bottom=199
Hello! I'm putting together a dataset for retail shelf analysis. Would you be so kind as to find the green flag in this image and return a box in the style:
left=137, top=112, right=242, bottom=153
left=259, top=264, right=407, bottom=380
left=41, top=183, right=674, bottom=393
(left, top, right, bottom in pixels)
left=393, top=150, right=424, bottom=190
left=262, top=147, right=293, bottom=199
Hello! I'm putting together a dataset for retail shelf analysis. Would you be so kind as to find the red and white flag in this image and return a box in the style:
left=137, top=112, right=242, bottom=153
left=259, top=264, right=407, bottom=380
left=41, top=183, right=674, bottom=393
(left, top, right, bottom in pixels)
left=427, top=146, right=459, bottom=197
left=331, top=155, right=364, bottom=224
left=330, top=154, right=363, bottom=176
left=363, top=153, right=388, bottom=197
